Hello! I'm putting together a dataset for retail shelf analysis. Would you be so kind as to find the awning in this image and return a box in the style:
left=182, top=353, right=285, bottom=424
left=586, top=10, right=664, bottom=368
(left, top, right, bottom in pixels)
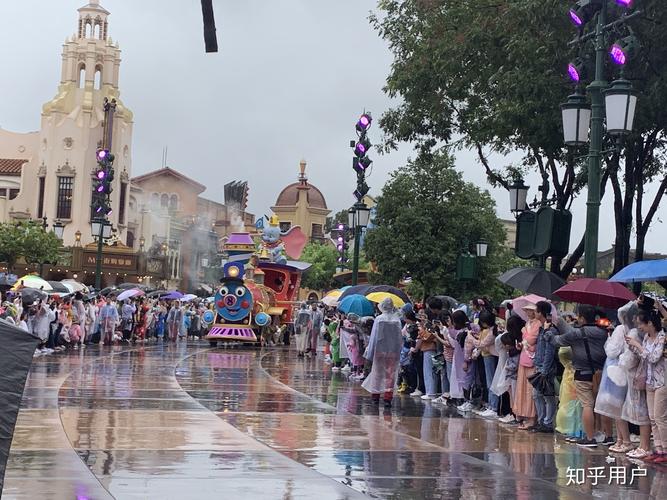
left=199, top=284, right=213, bottom=293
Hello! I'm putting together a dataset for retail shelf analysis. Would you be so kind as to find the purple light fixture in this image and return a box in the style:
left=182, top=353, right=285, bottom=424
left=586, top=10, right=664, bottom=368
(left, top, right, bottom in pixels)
left=354, top=142, right=367, bottom=156
left=96, top=185, right=104, bottom=193
left=96, top=170, right=106, bottom=180
left=616, top=0, right=632, bottom=7
left=568, top=9, right=583, bottom=26
left=568, top=63, right=580, bottom=82
left=96, top=149, right=108, bottom=162
left=337, top=223, right=344, bottom=231
left=355, top=113, right=373, bottom=133
left=610, top=45, right=626, bottom=65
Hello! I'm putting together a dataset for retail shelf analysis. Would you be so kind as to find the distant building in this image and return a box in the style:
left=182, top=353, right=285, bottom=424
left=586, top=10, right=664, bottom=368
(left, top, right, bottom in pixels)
left=572, top=246, right=667, bottom=278
left=501, top=219, right=517, bottom=251
left=128, top=167, right=254, bottom=290
left=271, top=160, right=331, bottom=242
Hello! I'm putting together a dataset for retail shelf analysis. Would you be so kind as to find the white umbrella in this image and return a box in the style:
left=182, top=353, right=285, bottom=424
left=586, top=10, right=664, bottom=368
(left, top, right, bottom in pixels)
left=61, top=280, right=88, bottom=293
left=322, top=295, right=339, bottom=307
left=180, top=293, right=198, bottom=302
left=117, top=288, right=145, bottom=301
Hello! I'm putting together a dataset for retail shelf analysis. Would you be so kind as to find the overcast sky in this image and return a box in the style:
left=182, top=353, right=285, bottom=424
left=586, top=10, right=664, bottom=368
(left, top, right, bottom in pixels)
left=0, top=0, right=665, bottom=255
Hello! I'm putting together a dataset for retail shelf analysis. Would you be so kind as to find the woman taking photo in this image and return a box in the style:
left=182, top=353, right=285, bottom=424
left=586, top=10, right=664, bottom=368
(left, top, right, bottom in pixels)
left=515, top=304, right=539, bottom=430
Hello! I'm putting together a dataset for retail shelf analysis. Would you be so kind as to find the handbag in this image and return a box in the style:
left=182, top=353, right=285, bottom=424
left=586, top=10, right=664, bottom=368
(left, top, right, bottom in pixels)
left=432, top=352, right=445, bottom=374
left=528, top=372, right=556, bottom=397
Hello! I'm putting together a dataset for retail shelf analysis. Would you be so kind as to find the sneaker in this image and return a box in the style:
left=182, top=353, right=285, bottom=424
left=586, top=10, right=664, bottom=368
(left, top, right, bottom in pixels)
left=398, top=382, right=408, bottom=393
left=431, top=396, right=446, bottom=404
left=409, top=390, right=423, bottom=397
left=564, top=436, right=580, bottom=443
left=33, top=351, right=42, bottom=357
left=331, top=366, right=340, bottom=372
left=442, top=393, right=450, bottom=399
left=539, top=426, right=555, bottom=434
left=599, top=435, right=615, bottom=446
left=498, top=414, right=516, bottom=424
left=480, top=408, right=497, bottom=418
left=421, top=394, right=433, bottom=401
left=627, top=447, right=649, bottom=459
left=44, top=348, right=54, bottom=354
left=576, top=438, right=598, bottom=448
left=457, top=401, right=473, bottom=412
left=472, top=406, right=487, bottom=415
left=341, top=365, right=351, bottom=373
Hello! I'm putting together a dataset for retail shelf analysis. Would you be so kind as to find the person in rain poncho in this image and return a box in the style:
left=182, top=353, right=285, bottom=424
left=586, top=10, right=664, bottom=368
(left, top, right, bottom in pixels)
left=362, top=297, right=403, bottom=408
left=294, top=302, right=312, bottom=357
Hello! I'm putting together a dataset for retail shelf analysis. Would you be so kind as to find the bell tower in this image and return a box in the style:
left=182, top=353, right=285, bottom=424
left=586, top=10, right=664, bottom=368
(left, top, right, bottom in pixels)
left=32, top=0, right=134, bottom=246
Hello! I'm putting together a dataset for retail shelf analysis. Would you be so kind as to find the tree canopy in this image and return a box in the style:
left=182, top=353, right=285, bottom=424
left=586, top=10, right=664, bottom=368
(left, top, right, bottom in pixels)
left=0, top=221, right=63, bottom=273
left=299, top=241, right=339, bottom=291
left=371, top=0, right=667, bottom=278
left=364, top=152, right=514, bottom=302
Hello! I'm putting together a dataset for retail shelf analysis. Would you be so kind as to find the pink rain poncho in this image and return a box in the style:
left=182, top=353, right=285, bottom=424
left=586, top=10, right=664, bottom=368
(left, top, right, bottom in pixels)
left=361, top=298, right=403, bottom=394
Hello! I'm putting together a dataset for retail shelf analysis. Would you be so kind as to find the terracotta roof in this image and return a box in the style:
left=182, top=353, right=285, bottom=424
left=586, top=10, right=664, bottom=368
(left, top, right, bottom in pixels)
left=0, top=158, right=28, bottom=176
left=131, top=167, right=206, bottom=194
left=275, top=181, right=328, bottom=209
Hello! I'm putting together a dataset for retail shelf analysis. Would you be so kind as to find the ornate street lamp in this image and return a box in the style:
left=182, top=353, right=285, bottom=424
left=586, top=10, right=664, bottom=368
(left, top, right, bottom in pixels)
left=604, top=79, right=638, bottom=135
left=139, top=236, right=145, bottom=251
left=561, top=91, right=591, bottom=146
left=52, top=220, right=65, bottom=239
left=347, top=207, right=356, bottom=228
left=476, top=240, right=489, bottom=258
left=356, top=205, right=371, bottom=228
left=508, top=179, right=530, bottom=214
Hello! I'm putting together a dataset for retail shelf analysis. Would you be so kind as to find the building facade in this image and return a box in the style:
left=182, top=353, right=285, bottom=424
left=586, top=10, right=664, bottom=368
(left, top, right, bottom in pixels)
left=271, top=160, right=331, bottom=242
left=0, top=0, right=133, bottom=248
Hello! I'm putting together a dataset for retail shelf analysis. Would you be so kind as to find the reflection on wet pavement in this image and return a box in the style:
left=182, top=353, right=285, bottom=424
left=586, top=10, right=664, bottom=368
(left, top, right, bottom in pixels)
left=4, top=343, right=665, bottom=499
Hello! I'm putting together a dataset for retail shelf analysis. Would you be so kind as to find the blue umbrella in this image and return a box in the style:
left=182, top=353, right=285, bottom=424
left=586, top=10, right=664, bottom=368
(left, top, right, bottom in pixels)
left=609, top=259, right=667, bottom=283
left=338, top=294, right=375, bottom=316
left=162, top=291, right=184, bottom=300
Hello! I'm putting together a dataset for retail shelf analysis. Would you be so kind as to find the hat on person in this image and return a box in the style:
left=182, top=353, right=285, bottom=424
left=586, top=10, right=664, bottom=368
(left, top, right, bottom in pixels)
left=521, top=303, right=537, bottom=311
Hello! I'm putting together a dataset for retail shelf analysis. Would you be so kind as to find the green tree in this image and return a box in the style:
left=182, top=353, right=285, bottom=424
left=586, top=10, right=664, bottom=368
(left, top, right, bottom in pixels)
left=371, top=0, right=667, bottom=278
left=300, top=241, right=339, bottom=291
left=0, top=221, right=63, bottom=274
left=364, top=152, right=510, bottom=302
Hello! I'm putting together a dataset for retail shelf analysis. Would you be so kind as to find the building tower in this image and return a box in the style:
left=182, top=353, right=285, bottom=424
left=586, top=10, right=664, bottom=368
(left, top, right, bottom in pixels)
left=8, top=0, right=133, bottom=247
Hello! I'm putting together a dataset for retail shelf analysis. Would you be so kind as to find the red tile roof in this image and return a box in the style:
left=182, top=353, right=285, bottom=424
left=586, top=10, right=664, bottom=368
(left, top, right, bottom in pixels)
left=0, top=158, right=28, bottom=176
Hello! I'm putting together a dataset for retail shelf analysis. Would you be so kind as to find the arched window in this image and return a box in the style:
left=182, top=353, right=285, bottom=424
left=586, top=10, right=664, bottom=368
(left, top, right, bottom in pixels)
left=126, top=231, right=135, bottom=249
left=93, top=22, right=101, bottom=39
left=160, top=193, right=169, bottom=208
left=85, top=21, right=92, bottom=38
left=94, top=66, right=102, bottom=90
left=151, top=193, right=159, bottom=208
left=169, top=194, right=178, bottom=211
left=78, top=64, right=86, bottom=89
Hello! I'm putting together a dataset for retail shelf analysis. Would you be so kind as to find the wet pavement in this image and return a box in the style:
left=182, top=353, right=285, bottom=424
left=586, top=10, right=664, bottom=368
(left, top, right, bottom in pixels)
left=4, top=343, right=666, bottom=499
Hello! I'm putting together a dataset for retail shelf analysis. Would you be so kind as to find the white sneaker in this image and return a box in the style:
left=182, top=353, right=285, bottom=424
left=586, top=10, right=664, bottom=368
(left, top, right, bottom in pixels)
left=33, top=350, right=42, bottom=357
left=593, top=431, right=606, bottom=443
left=341, top=365, right=351, bottom=373
left=410, top=389, right=423, bottom=397
left=442, top=393, right=450, bottom=399
left=40, top=348, right=49, bottom=354
left=472, top=406, right=487, bottom=415
left=480, top=408, right=497, bottom=418
left=457, top=401, right=473, bottom=412
left=421, top=394, right=433, bottom=401
left=44, top=348, right=54, bottom=354
left=498, top=414, right=515, bottom=423
left=432, top=396, right=445, bottom=404
left=331, top=366, right=340, bottom=372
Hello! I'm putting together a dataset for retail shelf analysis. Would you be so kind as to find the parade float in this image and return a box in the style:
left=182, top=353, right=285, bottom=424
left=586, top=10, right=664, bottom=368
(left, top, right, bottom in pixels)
left=205, top=216, right=310, bottom=345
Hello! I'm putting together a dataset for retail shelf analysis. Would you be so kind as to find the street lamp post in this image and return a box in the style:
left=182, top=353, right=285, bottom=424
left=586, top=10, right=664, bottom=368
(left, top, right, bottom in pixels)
left=563, top=0, right=640, bottom=278
left=350, top=203, right=371, bottom=286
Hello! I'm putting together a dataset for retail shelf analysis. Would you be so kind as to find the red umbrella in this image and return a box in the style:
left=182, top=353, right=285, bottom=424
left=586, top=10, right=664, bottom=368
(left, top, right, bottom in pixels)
left=554, top=278, right=636, bottom=309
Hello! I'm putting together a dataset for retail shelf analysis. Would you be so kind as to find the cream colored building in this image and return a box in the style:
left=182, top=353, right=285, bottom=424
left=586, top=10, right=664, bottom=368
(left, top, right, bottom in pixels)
left=271, top=160, right=331, bottom=241
left=0, top=0, right=133, bottom=247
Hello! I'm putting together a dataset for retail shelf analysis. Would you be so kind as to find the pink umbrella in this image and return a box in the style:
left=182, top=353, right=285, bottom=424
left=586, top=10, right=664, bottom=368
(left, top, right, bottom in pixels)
left=512, top=294, right=558, bottom=321
left=116, top=288, right=145, bottom=301
left=554, top=278, right=636, bottom=309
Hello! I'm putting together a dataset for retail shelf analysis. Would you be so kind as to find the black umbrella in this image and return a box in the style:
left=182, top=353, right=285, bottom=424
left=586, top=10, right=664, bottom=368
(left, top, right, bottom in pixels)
left=433, top=295, right=459, bottom=310
left=338, top=285, right=374, bottom=301
left=47, top=281, right=70, bottom=294
left=99, top=286, right=117, bottom=296
left=366, top=285, right=411, bottom=304
left=20, top=288, right=48, bottom=305
left=498, top=267, right=566, bottom=300
left=147, top=290, right=170, bottom=298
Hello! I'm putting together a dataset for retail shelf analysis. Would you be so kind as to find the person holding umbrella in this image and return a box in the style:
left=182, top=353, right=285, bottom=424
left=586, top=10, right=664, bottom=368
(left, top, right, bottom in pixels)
left=362, top=297, right=403, bottom=408
left=98, top=296, right=119, bottom=346
left=294, top=302, right=312, bottom=358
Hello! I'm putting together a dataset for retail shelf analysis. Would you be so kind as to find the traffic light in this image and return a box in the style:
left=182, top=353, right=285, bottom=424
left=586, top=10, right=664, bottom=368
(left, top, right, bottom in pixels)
left=92, top=148, right=115, bottom=218
left=352, top=112, right=372, bottom=202
left=335, top=223, right=350, bottom=268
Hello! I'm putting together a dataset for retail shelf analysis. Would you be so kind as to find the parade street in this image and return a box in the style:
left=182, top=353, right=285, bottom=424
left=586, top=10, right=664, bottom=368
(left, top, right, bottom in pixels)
left=3, top=343, right=661, bottom=499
